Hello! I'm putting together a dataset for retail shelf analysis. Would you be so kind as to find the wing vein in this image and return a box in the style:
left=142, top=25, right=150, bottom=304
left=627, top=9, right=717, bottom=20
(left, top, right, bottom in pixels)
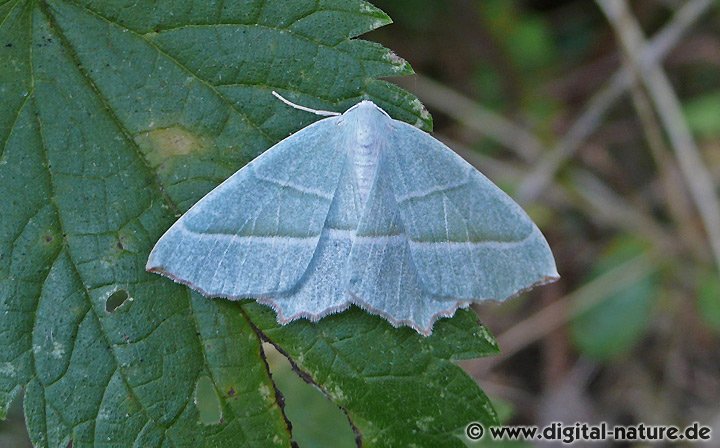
left=395, top=168, right=471, bottom=203
left=253, top=168, right=335, bottom=200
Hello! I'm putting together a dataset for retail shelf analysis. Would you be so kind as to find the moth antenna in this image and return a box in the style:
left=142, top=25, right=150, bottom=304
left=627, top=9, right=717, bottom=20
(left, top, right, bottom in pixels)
left=271, top=91, right=341, bottom=117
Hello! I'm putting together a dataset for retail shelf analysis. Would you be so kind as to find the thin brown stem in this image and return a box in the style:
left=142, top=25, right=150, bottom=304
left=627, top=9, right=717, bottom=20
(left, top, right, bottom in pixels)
left=517, top=0, right=714, bottom=203
left=596, top=0, right=720, bottom=274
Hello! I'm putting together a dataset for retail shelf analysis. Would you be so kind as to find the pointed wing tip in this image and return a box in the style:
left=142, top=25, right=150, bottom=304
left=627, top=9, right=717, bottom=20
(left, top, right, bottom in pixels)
left=546, top=273, right=561, bottom=283
left=145, top=263, right=218, bottom=299
left=145, top=259, right=159, bottom=272
left=146, top=263, right=182, bottom=285
left=146, top=259, right=175, bottom=280
left=145, top=248, right=164, bottom=273
left=497, top=271, right=561, bottom=303
left=145, top=257, right=164, bottom=276
left=538, top=272, right=561, bottom=286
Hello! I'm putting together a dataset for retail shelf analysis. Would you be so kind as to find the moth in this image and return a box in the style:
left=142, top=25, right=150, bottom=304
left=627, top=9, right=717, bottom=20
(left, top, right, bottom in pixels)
left=147, top=93, right=558, bottom=335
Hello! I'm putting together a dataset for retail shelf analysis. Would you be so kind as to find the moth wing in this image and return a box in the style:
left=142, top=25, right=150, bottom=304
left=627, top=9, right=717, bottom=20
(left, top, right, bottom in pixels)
left=146, top=117, right=346, bottom=298
left=387, top=120, right=558, bottom=300
left=255, top=152, right=365, bottom=323
left=347, top=154, right=470, bottom=335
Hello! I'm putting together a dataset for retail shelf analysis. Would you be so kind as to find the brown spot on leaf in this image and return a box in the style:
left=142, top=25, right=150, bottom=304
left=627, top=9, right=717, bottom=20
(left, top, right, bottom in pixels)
left=41, top=231, right=57, bottom=245
left=134, top=126, right=208, bottom=167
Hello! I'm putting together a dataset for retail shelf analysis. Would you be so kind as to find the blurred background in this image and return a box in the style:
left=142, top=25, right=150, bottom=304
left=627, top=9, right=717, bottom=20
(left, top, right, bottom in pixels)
left=2, top=0, right=719, bottom=446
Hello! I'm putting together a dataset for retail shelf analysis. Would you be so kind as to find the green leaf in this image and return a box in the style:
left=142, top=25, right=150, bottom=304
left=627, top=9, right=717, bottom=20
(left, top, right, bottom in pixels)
left=0, top=1, right=496, bottom=446
left=684, top=91, right=720, bottom=138
left=570, top=237, right=658, bottom=360
left=697, top=269, right=720, bottom=332
left=247, top=305, right=499, bottom=447
left=264, top=343, right=357, bottom=448
left=477, top=0, right=556, bottom=72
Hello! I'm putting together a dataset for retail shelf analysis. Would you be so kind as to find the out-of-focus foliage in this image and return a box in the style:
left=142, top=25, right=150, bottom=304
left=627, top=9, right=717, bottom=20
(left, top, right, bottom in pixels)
left=570, top=237, right=658, bottom=359
left=684, top=91, right=720, bottom=137
left=264, top=345, right=356, bottom=448
left=697, top=270, right=720, bottom=331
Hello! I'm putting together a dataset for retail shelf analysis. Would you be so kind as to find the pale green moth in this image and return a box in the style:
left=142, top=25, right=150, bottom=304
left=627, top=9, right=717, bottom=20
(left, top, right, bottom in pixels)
left=146, top=93, right=558, bottom=335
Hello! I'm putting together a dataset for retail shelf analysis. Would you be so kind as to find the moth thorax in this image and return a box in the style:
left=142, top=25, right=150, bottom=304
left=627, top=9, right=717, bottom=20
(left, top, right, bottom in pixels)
left=352, top=140, right=380, bottom=206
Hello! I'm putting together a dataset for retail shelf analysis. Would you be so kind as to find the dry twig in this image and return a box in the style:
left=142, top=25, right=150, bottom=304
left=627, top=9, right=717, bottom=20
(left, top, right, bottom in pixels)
left=517, top=0, right=715, bottom=203
left=466, top=254, right=656, bottom=376
left=596, top=0, right=720, bottom=274
left=394, top=75, right=545, bottom=162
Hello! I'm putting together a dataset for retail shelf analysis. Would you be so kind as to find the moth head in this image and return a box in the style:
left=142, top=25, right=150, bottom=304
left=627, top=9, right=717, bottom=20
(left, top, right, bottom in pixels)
left=342, top=101, right=393, bottom=144
left=344, top=99, right=391, bottom=118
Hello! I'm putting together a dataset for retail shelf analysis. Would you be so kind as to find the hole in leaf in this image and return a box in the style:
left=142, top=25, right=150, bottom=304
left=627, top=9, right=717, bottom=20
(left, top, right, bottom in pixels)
left=263, top=343, right=356, bottom=447
left=105, top=289, right=130, bottom=313
left=194, top=376, right=223, bottom=425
